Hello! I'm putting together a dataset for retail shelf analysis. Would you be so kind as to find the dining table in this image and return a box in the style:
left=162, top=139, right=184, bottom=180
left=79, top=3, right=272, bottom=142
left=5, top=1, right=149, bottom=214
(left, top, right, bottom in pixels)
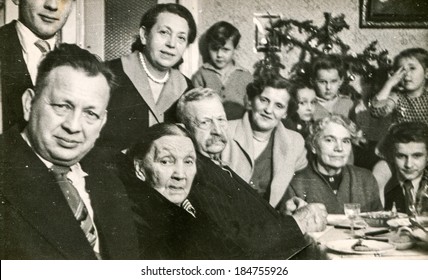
left=307, top=214, right=428, bottom=260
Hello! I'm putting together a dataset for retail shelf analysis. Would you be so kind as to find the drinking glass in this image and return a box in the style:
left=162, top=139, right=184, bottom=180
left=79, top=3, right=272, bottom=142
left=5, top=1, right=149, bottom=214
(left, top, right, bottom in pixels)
left=344, top=203, right=361, bottom=236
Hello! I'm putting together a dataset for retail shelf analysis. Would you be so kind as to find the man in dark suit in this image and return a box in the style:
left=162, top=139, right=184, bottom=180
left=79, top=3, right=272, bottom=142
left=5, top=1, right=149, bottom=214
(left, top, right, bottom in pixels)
left=0, top=44, right=139, bottom=259
left=381, top=122, right=428, bottom=215
left=0, top=0, right=75, bottom=131
left=176, top=87, right=328, bottom=259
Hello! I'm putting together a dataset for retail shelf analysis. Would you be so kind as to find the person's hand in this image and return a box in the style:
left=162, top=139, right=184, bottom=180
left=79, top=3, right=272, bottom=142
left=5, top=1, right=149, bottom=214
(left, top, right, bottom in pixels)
left=292, top=203, right=328, bottom=234
left=282, top=196, right=308, bottom=215
left=386, top=66, right=406, bottom=88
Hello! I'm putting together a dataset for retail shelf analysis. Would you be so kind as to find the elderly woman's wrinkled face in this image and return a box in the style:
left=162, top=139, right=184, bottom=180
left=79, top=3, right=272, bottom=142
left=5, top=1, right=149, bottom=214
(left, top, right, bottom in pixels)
left=137, top=135, right=197, bottom=205
left=249, top=87, right=289, bottom=133
left=140, top=12, right=190, bottom=72
left=313, top=122, right=352, bottom=175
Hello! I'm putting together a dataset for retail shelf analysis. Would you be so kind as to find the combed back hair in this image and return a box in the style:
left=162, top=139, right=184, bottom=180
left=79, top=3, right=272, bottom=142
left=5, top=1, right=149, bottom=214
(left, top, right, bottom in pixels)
left=128, top=123, right=195, bottom=165
left=311, top=54, right=346, bottom=79
left=307, top=114, right=366, bottom=152
left=393, top=47, right=428, bottom=71
left=379, top=122, right=428, bottom=161
left=35, top=43, right=115, bottom=95
left=176, top=87, right=221, bottom=125
left=131, top=3, right=197, bottom=52
left=206, top=21, right=241, bottom=49
left=247, top=75, right=292, bottom=100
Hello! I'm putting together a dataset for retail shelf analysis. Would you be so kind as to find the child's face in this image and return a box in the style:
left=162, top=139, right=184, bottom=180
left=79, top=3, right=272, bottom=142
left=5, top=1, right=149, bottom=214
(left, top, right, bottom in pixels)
left=397, top=57, right=427, bottom=92
left=208, top=39, right=236, bottom=70
left=313, top=69, right=343, bottom=101
left=296, top=87, right=317, bottom=122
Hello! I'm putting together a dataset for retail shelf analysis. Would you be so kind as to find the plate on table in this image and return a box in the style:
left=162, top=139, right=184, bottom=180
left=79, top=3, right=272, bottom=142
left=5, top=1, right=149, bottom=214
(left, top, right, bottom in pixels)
left=387, top=216, right=428, bottom=228
left=326, top=239, right=395, bottom=255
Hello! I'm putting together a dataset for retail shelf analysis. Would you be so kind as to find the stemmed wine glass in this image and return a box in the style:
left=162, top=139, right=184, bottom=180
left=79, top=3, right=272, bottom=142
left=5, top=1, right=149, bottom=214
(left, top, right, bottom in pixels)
left=344, top=203, right=361, bottom=236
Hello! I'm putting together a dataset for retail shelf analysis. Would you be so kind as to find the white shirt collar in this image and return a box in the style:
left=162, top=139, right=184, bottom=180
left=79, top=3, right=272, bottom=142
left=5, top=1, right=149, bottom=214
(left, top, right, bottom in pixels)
left=15, top=20, right=56, bottom=54
left=20, top=131, right=87, bottom=177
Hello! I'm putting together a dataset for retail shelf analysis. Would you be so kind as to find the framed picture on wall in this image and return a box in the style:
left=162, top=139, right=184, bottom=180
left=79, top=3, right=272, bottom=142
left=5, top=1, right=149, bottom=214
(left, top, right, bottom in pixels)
left=360, top=0, right=428, bottom=28
left=254, top=13, right=281, bottom=52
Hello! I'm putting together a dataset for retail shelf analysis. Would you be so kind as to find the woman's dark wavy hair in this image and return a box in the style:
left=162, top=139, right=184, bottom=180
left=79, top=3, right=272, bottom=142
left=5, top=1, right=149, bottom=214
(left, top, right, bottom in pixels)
left=131, top=3, right=197, bottom=53
left=286, top=81, right=315, bottom=117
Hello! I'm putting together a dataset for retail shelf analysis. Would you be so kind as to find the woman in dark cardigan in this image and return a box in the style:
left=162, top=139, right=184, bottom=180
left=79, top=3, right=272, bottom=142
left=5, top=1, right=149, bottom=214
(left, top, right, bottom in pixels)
left=281, top=115, right=383, bottom=214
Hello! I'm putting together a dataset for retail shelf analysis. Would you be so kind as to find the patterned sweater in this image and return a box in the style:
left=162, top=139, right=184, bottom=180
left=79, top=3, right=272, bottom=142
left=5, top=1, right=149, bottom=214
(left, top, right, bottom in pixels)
left=370, top=88, right=428, bottom=125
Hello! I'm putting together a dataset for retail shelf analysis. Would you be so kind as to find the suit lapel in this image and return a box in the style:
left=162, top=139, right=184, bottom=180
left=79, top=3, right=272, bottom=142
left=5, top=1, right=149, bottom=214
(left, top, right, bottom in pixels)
left=269, top=125, right=292, bottom=207
left=2, top=132, right=96, bottom=259
left=121, top=52, right=187, bottom=123
left=232, top=113, right=255, bottom=167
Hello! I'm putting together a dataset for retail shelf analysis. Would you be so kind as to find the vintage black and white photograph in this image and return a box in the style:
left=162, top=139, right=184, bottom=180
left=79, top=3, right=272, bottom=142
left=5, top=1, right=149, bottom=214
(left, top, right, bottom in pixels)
left=1, top=0, right=427, bottom=275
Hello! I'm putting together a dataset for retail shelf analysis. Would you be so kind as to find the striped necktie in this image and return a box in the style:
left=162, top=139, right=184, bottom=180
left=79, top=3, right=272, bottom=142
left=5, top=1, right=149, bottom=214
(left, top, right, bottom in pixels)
left=51, top=165, right=98, bottom=249
left=34, top=39, right=51, bottom=54
left=181, top=199, right=196, bottom=218
left=403, top=180, right=416, bottom=216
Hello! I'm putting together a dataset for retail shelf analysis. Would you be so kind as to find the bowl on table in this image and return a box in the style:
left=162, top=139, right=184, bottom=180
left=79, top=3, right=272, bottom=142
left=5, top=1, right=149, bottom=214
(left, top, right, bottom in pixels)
left=360, top=211, right=403, bottom=228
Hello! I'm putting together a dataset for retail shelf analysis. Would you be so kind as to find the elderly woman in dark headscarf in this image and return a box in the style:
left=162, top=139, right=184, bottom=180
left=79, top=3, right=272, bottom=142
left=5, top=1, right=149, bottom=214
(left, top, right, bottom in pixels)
left=117, top=123, right=245, bottom=259
left=282, top=114, right=383, bottom=214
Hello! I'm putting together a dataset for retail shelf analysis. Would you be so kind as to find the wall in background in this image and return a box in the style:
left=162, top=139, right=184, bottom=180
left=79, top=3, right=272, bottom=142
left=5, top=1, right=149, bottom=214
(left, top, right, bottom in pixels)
left=194, top=0, right=428, bottom=76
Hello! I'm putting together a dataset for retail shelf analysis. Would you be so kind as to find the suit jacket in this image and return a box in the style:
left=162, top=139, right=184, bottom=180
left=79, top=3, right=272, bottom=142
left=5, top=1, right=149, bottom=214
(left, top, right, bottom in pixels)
left=189, top=153, right=312, bottom=259
left=0, top=127, right=139, bottom=259
left=384, top=170, right=428, bottom=214
left=283, top=162, right=383, bottom=214
left=0, top=21, right=33, bottom=131
left=98, top=52, right=193, bottom=151
left=222, top=112, right=308, bottom=207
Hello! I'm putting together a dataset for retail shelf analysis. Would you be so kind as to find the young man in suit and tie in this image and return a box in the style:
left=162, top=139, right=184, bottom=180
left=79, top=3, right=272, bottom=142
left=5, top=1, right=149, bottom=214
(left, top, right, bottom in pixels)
left=381, top=122, right=428, bottom=215
left=0, top=44, right=139, bottom=259
left=0, top=0, right=75, bottom=131
left=176, top=87, right=328, bottom=259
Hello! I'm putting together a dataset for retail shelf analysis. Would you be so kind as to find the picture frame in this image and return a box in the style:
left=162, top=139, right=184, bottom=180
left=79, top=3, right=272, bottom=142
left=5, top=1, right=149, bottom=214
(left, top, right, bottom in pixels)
left=254, top=13, right=281, bottom=52
left=360, top=0, right=428, bottom=28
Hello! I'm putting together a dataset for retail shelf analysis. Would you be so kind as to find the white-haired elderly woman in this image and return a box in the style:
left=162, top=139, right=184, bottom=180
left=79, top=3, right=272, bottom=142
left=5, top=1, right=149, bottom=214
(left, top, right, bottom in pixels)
left=281, top=114, right=383, bottom=214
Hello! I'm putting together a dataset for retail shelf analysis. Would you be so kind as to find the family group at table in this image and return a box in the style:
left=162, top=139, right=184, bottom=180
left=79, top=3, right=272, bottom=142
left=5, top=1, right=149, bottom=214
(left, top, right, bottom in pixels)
left=1, top=1, right=428, bottom=260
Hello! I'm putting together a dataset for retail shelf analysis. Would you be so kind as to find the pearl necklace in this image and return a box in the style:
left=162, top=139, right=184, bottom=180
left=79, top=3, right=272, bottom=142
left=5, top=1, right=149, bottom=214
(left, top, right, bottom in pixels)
left=138, top=52, right=169, bottom=84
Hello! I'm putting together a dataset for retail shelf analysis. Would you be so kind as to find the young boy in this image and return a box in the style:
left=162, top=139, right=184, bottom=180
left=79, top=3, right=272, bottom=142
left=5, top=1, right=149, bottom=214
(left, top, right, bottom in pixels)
left=310, top=54, right=354, bottom=120
left=192, top=21, right=252, bottom=120
left=380, top=122, right=428, bottom=215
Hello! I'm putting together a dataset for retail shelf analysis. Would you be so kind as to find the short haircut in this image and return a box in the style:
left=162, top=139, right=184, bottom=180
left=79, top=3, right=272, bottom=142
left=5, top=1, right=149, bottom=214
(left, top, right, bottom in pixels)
left=132, top=3, right=197, bottom=52
left=393, top=47, right=428, bottom=71
left=246, top=76, right=292, bottom=100
left=307, top=114, right=366, bottom=153
left=380, top=122, right=428, bottom=160
left=176, top=87, right=221, bottom=127
left=35, top=43, right=114, bottom=95
left=128, top=123, right=194, bottom=165
left=311, top=54, right=346, bottom=79
left=206, top=21, right=241, bottom=49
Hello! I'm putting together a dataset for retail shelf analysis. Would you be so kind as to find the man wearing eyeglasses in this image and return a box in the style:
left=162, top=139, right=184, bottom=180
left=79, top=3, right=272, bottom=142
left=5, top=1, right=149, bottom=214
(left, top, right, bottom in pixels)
left=176, top=87, right=328, bottom=259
